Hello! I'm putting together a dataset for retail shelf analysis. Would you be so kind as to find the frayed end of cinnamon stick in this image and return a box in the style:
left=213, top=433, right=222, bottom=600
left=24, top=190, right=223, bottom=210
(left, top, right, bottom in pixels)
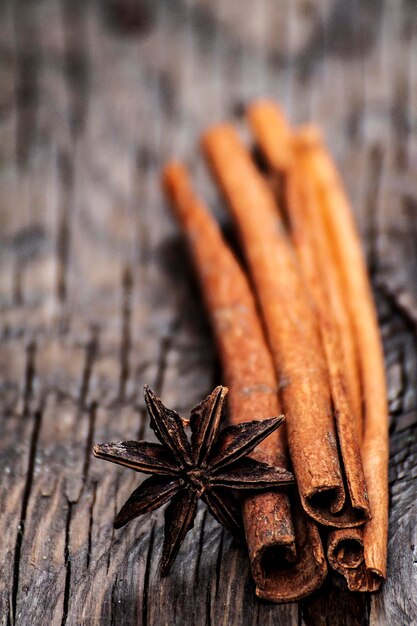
left=327, top=529, right=385, bottom=592
left=245, top=497, right=327, bottom=603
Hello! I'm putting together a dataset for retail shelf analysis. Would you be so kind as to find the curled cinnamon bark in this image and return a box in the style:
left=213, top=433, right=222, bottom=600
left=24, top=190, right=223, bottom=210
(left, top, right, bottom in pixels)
left=293, top=127, right=388, bottom=590
left=162, top=162, right=327, bottom=601
left=327, top=527, right=382, bottom=591
left=247, top=101, right=387, bottom=590
left=202, top=125, right=367, bottom=528
left=287, top=151, right=369, bottom=518
left=247, top=100, right=370, bottom=520
left=247, top=102, right=362, bottom=438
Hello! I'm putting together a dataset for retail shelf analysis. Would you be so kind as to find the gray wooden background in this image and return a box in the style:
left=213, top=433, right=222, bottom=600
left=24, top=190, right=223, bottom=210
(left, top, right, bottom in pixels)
left=1, top=1, right=417, bottom=624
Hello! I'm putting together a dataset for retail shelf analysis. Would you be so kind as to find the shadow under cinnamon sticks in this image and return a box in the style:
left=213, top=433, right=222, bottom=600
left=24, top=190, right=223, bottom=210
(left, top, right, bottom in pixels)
left=162, top=162, right=327, bottom=602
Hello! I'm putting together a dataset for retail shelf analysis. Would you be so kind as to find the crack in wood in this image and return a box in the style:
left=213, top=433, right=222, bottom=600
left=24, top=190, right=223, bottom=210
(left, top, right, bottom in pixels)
left=205, top=582, right=213, bottom=626
left=12, top=261, right=23, bottom=307
left=214, top=528, right=225, bottom=599
left=12, top=1, right=40, bottom=170
left=153, top=334, right=173, bottom=397
left=110, top=575, right=118, bottom=626
left=396, top=346, right=408, bottom=421
left=78, top=329, right=99, bottom=408
left=61, top=501, right=73, bottom=626
left=86, top=482, right=97, bottom=570
left=107, top=474, right=120, bottom=576
left=364, top=144, right=384, bottom=274
left=22, top=339, right=36, bottom=417
left=82, top=401, right=98, bottom=485
left=194, top=508, right=208, bottom=590
left=136, top=406, right=147, bottom=442
left=118, top=266, right=133, bottom=402
left=142, top=521, right=157, bottom=626
left=9, top=406, right=43, bottom=626
left=56, top=151, right=74, bottom=306
left=61, top=0, right=89, bottom=140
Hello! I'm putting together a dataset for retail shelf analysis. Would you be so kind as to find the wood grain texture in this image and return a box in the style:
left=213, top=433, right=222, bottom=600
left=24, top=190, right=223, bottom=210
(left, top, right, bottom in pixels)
left=0, top=0, right=416, bottom=624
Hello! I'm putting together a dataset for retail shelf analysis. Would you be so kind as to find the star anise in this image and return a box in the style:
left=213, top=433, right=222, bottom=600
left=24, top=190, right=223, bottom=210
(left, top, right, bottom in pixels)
left=93, top=385, right=293, bottom=575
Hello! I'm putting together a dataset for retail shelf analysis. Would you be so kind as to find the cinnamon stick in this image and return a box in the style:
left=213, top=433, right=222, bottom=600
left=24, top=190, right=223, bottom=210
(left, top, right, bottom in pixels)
left=162, top=161, right=327, bottom=601
left=247, top=100, right=294, bottom=173
left=293, top=127, right=388, bottom=590
left=202, top=125, right=367, bottom=528
left=247, top=101, right=370, bottom=523
left=247, top=102, right=362, bottom=439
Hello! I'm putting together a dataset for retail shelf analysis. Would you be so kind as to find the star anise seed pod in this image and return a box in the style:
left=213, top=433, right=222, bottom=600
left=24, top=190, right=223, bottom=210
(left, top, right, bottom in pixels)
left=93, top=385, right=293, bottom=576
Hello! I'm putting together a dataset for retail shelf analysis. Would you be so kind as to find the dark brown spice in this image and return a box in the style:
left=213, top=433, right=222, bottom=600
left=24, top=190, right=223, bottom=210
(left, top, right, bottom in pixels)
left=93, top=384, right=292, bottom=575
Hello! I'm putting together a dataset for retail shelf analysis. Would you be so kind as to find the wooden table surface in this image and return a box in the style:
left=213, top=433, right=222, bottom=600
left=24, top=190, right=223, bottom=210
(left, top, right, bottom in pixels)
left=1, top=1, right=417, bottom=624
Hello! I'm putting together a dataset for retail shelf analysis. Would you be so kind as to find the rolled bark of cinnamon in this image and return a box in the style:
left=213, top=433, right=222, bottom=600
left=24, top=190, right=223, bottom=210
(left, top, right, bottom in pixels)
left=327, top=527, right=380, bottom=591
left=202, top=125, right=368, bottom=528
left=246, top=101, right=370, bottom=524
left=292, top=127, right=388, bottom=590
left=247, top=102, right=369, bottom=526
left=286, top=155, right=369, bottom=516
left=247, top=102, right=362, bottom=439
left=246, top=101, right=388, bottom=590
left=162, top=161, right=327, bottom=601
left=248, top=100, right=294, bottom=173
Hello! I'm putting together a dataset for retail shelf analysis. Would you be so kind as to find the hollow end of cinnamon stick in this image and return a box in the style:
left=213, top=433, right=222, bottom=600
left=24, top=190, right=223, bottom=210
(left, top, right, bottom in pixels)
left=245, top=497, right=327, bottom=602
left=309, top=486, right=345, bottom=515
left=302, top=487, right=368, bottom=528
left=334, top=539, right=364, bottom=569
left=327, top=528, right=383, bottom=592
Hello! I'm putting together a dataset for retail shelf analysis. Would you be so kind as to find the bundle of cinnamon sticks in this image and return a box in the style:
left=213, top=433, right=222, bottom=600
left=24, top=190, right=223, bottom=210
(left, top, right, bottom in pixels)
left=162, top=100, right=388, bottom=602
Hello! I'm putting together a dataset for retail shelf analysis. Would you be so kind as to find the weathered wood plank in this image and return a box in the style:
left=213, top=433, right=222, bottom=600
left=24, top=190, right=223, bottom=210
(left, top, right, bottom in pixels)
left=1, top=1, right=417, bottom=624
